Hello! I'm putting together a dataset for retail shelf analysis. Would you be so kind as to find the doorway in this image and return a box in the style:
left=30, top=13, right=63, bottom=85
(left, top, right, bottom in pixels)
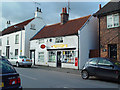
left=108, top=44, right=117, bottom=60
left=6, top=46, right=10, bottom=59
left=57, top=51, right=61, bottom=67
left=30, top=50, right=35, bottom=65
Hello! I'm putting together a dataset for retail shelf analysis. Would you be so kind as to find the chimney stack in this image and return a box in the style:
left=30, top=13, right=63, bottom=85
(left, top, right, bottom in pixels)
left=61, top=7, right=69, bottom=24
left=7, top=20, right=11, bottom=28
left=35, top=7, right=42, bottom=18
left=99, top=4, right=101, bottom=10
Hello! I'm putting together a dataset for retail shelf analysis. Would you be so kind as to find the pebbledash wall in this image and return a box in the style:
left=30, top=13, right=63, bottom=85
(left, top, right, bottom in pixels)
left=30, top=16, right=98, bottom=69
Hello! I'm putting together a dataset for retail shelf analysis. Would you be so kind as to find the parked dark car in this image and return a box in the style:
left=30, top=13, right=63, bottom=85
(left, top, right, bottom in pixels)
left=0, top=58, right=22, bottom=90
left=81, top=57, right=120, bottom=83
left=0, top=56, right=12, bottom=65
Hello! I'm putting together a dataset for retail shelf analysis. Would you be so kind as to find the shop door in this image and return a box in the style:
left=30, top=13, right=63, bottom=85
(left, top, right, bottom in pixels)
left=57, top=51, right=61, bottom=67
left=30, top=50, right=35, bottom=65
left=6, top=46, right=10, bottom=59
left=108, top=44, right=117, bottom=60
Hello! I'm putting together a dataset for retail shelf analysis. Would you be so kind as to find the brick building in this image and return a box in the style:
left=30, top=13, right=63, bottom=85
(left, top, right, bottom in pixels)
left=94, top=1, right=120, bottom=61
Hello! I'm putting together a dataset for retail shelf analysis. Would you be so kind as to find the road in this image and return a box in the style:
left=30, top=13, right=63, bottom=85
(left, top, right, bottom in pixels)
left=15, top=67, right=120, bottom=88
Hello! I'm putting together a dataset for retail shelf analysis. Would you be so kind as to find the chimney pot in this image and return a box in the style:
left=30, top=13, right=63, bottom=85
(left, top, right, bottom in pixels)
left=99, top=4, right=101, bottom=10
left=65, top=7, right=67, bottom=13
left=62, top=8, right=65, bottom=13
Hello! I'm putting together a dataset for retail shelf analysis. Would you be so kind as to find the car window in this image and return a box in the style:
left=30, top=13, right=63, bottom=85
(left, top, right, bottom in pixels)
left=89, top=58, right=98, bottom=65
left=98, top=58, right=113, bottom=66
left=0, top=60, right=16, bottom=74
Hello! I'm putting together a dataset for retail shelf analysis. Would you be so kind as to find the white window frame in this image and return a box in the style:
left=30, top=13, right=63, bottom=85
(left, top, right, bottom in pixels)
left=55, top=37, right=63, bottom=43
left=39, top=39, right=44, bottom=44
left=107, top=13, right=119, bottom=29
left=48, top=51, right=56, bottom=62
left=15, top=34, right=19, bottom=44
left=38, top=52, right=44, bottom=62
left=30, top=24, right=36, bottom=30
left=15, top=49, right=18, bottom=56
left=7, top=37, right=9, bottom=45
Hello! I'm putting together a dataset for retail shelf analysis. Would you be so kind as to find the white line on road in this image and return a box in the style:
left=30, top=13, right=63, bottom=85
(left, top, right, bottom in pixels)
left=20, top=74, right=37, bottom=80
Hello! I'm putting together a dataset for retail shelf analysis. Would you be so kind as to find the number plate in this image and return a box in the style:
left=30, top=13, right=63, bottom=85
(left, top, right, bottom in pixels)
left=26, top=60, right=30, bottom=62
left=0, top=82, right=4, bottom=87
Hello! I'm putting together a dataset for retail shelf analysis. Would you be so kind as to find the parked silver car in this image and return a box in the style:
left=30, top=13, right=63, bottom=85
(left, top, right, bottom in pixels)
left=9, top=56, right=32, bottom=67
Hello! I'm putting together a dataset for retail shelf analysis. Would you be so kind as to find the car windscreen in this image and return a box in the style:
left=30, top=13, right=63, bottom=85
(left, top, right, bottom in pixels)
left=19, top=56, right=27, bottom=59
left=0, top=60, right=16, bottom=74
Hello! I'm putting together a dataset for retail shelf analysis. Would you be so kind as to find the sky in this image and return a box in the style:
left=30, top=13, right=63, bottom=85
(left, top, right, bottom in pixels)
left=0, top=0, right=111, bottom=31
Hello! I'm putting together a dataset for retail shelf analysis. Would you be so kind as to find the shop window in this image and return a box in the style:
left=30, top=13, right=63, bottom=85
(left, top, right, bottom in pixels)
left=48, top=51, right=56, bottom=62
left=62, top=51, right=76, bottom=64
left=15, top=34, right=19, bottom=44
left=55, top=37, right=63, bottom=43
left=38, top=52, right=44, bottom=62
left=15, top=49, right=18, bottom=56
left=107, top=13, right=119, bottom=28
left=39, top=39, right=44, bottom=44
left=0, top=39, right=2, bottom=46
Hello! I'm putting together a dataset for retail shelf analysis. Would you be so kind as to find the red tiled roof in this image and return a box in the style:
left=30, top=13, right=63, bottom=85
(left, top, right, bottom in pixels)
left=31, top=15, right=91, bottom=40
left=2, top=18, right=34, bottom=35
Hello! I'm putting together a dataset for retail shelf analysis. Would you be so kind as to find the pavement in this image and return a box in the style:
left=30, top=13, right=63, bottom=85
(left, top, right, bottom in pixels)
left=32, top=65, right=81, bottom=75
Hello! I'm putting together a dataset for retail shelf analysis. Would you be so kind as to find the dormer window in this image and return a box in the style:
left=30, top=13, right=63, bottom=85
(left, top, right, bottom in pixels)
left=30, top=24, right=36, bottom=30
left=55, top=37, right=63, bottom=43
left=107, top=13, right=119, bottom=29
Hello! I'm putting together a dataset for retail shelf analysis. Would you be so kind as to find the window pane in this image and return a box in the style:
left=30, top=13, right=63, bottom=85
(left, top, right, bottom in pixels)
left=15, top=35, right=19, bottom=44
left=89, top=59, right=97, bottom=65
left=0, top=39, right=2, bottom=46
left=107, top=15, right=113, bottom=28
left=98, top=59, right=112, bottom=65
left=114, top=14, right=119, bottom=27
left=48, top=51, right=56, bottom=62
left=38, top=52, right=44, bottom=62
left=7, top=37, right=9, bottom=45
left=55, top=37, right=63, bottom=43
left=15, top=49, right=18, bottom=56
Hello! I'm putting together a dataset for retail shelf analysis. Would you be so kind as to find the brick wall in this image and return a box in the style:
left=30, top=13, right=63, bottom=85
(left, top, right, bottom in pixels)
left=99, top=13, right=120, bottom=60
left=89, top=49, right=99, bottom=58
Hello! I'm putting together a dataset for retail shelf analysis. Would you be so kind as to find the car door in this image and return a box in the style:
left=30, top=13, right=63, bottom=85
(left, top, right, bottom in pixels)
left=96, top=58, right=116, bottom=79
left=87, top=58, right=98, bottom=75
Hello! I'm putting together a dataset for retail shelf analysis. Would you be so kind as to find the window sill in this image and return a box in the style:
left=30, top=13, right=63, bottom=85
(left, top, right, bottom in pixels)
left=107, top=26, right=120, bottom=29
left=30, top=28, right=36, bottom=30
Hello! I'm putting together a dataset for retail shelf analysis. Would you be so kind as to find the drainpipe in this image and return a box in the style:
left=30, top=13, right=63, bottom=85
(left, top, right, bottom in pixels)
left=98, top=16, right=101, bottom=57
left=20, top=28, right=22, bottom=56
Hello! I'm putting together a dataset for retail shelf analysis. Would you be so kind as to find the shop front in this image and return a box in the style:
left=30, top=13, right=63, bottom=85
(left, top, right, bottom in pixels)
left=47, top=48, right=78, bottom=69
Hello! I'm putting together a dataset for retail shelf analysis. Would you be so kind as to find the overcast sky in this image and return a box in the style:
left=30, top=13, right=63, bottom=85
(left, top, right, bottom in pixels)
left=0, top=1, right=111, bottom=31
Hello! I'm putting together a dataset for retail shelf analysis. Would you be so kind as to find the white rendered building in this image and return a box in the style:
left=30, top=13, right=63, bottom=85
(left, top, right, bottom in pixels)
left=0, top=8, right=45, bottom=59
left=30, top=8, right=98, bottom=69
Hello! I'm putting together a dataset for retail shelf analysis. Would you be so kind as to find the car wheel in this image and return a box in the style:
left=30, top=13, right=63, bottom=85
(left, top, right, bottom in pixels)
left=81, top=70, right=89, bottom=79
left=16, top=62, right=20, bottom=67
